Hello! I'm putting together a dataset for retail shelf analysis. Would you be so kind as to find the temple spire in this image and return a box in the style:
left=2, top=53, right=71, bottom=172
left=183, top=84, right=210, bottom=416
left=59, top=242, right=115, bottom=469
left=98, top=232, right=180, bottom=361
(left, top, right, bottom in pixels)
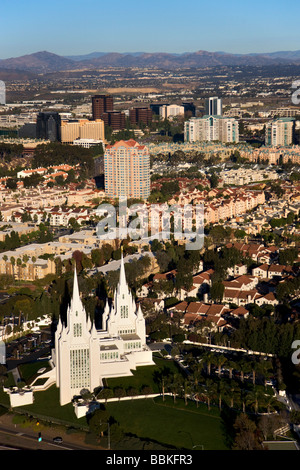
left=119, top=247, right=127, bottom=288
left=72, top=265, right=81, bottom=306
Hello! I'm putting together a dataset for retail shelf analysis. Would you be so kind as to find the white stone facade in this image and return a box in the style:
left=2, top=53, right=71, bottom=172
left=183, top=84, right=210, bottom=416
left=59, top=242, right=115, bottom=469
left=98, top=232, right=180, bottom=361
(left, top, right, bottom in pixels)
left=54, top=254, right=154, bottom=406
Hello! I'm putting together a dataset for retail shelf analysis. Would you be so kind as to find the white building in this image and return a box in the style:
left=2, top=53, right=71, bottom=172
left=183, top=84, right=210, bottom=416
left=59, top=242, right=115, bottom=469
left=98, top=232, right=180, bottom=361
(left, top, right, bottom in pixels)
left=184, top=116, right=239, bottom=143
left=73, top=138, right=104, bottom=149
left=53, top=254, right=154, bottom=406
left=159, top=104, right=185, bottom=119
left=265, top=118, right=295, bottom=146
left=205, top=97, right=222, bottom=116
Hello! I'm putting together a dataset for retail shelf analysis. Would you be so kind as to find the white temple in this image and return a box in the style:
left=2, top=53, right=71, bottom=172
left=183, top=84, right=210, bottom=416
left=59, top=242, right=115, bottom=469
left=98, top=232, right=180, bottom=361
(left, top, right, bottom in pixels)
left=53, top=254, right=154, bottom=406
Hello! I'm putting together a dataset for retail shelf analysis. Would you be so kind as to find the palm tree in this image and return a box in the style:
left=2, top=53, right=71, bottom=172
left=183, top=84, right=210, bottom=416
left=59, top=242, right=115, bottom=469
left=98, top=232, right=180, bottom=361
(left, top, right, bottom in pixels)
left=237, top=358, right=252, bottom=383
left=240, top=388, right=248, bottom=413
left=203, top=378, right=217, bottom=411
left=227, top=359, right=237, bottom=380
left=217, top=379, right=228, bottom=411
left=10, top=256, right=15, bottom=281
left=202, top=351, right=215, bottom=376
left=16, top=257, right=22, bottom=279
left=191, top=362, right=203, bottom=387
left=228, top=381, right=240, bottom=409
left=246, top=386, right=265, bottom=415
left=168, top=373, right=183, bottom=403
left=258, top=359, right=273, bottom=388
left=183, top=378, right=192, bottom=406
left=215, top=354, right=227, bottom=376
left=263, top=393, right=278, bottom=415
left=3, top=254, right=8, bottom=275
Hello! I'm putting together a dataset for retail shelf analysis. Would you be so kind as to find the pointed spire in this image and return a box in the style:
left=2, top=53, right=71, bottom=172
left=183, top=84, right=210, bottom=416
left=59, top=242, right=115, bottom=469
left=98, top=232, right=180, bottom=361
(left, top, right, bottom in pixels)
left=119, top=247, right=127, bottom=288
left=72, top=265, right=81, bottom=306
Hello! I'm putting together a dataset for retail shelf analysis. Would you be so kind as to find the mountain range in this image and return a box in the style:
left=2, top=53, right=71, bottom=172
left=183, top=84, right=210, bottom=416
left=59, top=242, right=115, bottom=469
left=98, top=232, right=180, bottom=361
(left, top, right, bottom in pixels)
left=1, top=49, right=300, bottom=73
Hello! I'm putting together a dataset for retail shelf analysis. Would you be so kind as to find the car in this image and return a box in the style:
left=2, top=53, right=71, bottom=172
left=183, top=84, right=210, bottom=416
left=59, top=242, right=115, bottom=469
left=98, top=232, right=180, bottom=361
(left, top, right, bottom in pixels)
left=53, top=436, right=63, bottom=443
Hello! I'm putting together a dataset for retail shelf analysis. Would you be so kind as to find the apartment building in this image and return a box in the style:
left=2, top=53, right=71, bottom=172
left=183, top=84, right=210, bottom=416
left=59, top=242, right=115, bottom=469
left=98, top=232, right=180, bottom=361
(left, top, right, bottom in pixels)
left=104, top=139, right=150, bottom=200
left=265, top=117, right=295, bottom=146
left=184, top=116, right=239, bottom=143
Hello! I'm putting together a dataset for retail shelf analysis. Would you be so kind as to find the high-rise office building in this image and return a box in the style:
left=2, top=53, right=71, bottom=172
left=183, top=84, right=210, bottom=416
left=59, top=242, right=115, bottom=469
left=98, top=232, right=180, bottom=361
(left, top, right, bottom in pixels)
left=104, top=111, right=126, bottom=130
left=184, top=116, right=239, bottom=143
left=129, top=107, right=153, bottom=126
left=265, top=118, right=295, bottom=146
left=92, top=95, right=114, bottom=120
left=205, top=97, right=223, bottom=116
left=92, top=95, right=125, bottom=130
left=104, top=139, right=150, bottom=199
left=36, top=112, right=61, bottom=141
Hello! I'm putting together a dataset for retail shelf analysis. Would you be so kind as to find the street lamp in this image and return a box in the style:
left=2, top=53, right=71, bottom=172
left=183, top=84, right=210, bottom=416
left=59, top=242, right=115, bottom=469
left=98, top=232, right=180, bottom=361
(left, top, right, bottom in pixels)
left=107, top=421, right=110, bottom=450
left=178, top=430, right=204, bottom=450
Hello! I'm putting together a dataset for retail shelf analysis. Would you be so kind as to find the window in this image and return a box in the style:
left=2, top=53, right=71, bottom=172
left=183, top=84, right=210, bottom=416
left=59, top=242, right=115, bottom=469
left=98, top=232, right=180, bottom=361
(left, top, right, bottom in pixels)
left=120, top=305, right=128, bottom=318
left=70, top=347, right=90, bottom=389
left=73, top=323, right=82, bottom=337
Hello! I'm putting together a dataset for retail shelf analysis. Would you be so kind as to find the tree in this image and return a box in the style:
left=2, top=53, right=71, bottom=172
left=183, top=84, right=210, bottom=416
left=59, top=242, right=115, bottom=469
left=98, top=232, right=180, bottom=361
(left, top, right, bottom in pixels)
left=210, top=281, right=224, bottom=303
left=88, top=407, right=111, bottom=437
left=227, top=381, right=240, bottom=409
left=278, top=247, right=298, bottom=266
left=246, top=386, right=265, bottom=415
left=10, top=256, right=15, bottom=280
left=217, top=379, right=228, bottom=411
left=209, top=172, right=219, bottom=189
left=215, top=354, right=227, bottom=375
left=202, top=378, right=217, bottom=411
left=233, top=413, right=263, bottom=450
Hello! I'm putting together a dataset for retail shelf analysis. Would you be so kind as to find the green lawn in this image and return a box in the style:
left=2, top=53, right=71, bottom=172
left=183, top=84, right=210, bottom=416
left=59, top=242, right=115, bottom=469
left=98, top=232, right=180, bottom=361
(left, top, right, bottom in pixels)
left=105, top=355, right=183, bottom=393
left=106, top=396, right=229, bottom=450
left=11, top=385, right=88, bottom=428
left=18, top=360, right=51, bottom=384
left=0, top=355, right=229, bottom=449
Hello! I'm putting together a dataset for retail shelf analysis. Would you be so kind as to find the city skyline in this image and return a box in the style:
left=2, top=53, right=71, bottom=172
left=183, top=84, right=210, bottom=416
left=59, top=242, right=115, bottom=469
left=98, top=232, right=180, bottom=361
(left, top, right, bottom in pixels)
left=1, top=0, right=300, bottom=59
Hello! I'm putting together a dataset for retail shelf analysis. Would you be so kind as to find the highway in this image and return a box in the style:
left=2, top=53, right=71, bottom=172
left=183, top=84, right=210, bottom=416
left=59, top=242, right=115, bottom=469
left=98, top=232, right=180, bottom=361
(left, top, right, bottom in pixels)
left=0, top=423, right=101, bottom=450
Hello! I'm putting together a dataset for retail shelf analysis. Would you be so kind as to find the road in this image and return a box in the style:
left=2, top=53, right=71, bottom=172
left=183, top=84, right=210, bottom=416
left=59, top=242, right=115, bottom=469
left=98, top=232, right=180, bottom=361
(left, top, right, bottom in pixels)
left=0, top=419, right=103, bottom=450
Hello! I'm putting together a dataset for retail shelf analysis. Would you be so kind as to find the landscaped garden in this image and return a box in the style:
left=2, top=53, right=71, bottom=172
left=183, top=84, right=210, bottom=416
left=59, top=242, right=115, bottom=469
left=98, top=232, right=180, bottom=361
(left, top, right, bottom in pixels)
left=106, top=396, right=228, bottom=450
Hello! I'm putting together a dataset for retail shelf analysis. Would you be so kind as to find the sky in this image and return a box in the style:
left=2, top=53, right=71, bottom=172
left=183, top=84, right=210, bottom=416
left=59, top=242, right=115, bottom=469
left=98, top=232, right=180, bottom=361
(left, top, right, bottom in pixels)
left=1, top=0, right=300, bottom=59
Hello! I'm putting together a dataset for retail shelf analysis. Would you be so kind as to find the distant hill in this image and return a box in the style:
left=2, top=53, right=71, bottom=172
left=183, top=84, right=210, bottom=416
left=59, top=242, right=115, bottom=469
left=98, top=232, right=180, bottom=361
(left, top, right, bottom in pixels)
left=1, top=49, right=300, bottom=73
left=0, top=51, right=75, bottom=72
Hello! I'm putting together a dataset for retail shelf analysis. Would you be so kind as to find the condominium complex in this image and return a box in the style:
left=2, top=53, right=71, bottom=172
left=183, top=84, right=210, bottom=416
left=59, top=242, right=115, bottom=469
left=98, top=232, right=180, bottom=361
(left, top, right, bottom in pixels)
left=205, top=97, right=223, bottom=116
left=184, top=116, right=239, bottom=143
left=265, top=117, right=295, bottom=146
left=104, top=139, right=150, bottom=199
left=60, top=119, right=105, bottom=144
